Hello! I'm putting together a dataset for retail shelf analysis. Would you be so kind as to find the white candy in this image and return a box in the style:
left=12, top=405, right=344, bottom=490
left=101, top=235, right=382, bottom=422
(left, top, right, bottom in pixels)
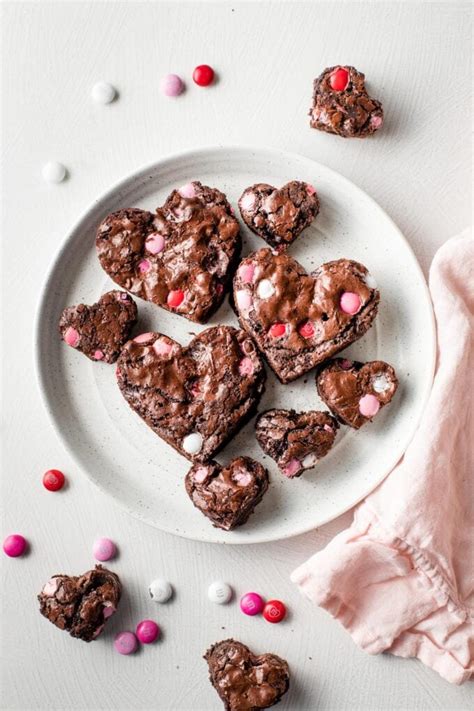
left=365, top=273, right=377, bottom=289
left=91, top=81, right=116, bottom=104
left=182, top=432, right=203, bottom=455
left=257, top=279, right=275, bottom=299
left=372, top=374, right=391, bottom=393
left=149, top=578, right=173, bottom=603
left=302, top=453, right=318, bottom=469
left=208, top=581, right=233, bottom=604
left=42, top=161, right=67, bottom=184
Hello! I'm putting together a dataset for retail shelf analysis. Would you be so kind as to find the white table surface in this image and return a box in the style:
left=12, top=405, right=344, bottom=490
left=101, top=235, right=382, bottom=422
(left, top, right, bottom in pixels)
left=1, top=2, right=472, bottom=709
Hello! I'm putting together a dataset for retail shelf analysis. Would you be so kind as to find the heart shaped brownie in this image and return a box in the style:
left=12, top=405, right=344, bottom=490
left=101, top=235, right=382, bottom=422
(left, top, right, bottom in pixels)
left=205, top=639, right=290, bottom=711
left=256, top=409, right=338, bottom=478
left=116, top=325, right=266, bottom=463
left=185, top=457, right=269, bottom=530
left=316, top=358, right=398, bottom=429
left=59, top=290, right=137, bottom=363
left=38, top=565, right=121, bottom=642
left=310, top=65, right=383, bottom=138
left=233, top=248, right=380, bottom=383
left=96, top=181, right=241, bottom=323
left=238, top=181, right=320, bottom=251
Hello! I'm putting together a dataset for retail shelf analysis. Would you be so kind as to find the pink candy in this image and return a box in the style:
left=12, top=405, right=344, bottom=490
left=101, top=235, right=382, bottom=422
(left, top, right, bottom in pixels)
left=134, top=332, right=153, bottom=343
left=160, top=73, right=184, bottom=97
left=92, top=537, right=116, bottom=562
left=93, top=350, right=104, bottom=360
left=233, top=470, right=253, bottom=486
left=340, top=292, right=361, bottom=315
left=239, top=357, right=254, bottom=376
left=114, top=631, right=138, bottom=655
left=240, top=592, right=265, bottom=616
left=145, top=233, right=165, bottom=255
left=138, top=259, right=151, bottom=273
left=153, top=338, right=173, bottom=356
left=359, top=394, right=380, bottom=418
left=3, top=534, right=27, bottom=558
left=283, top=459, right=301, bottom=478
left=178, top=183, right=196, bottom=198
left=64, top=327, right=79, bottom=347
left=371, top=115, right=383, bottom=129
left=193, top=466, right=209, bottom=483
left=236, top=290, right=252, bottom=312
left=238, top=263, right=255, bottom=284
left=136, top=619, right=160, bottom=644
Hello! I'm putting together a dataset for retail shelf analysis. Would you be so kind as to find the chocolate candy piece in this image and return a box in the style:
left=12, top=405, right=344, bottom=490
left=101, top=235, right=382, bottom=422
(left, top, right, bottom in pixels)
left=59, top=290, right=137, bottom=363
left=233, top=248, right=380, bottom=383
left=38, top=565, right=121, bottom=642
left=238, top=181, right=320, bottom=252
left=316, top=358, right=398, bottom=429
left=204, top=639, right=290, bottom=711
left=310, top=65, right=384, bottom=138
left=96, top=181, right=241, bottom=324
left=185, top=457, right=269, bottom=530
left=116, top=326, right=266, bottom=463
left=256, top=409, right=338, bottom=478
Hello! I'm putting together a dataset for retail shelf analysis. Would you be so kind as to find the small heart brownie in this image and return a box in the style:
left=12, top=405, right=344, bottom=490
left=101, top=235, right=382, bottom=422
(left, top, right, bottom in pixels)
left=310, top=65, right=383, bottom=138
left=205, top=639, right=290, bottom=711
left=116, top=325, right=266, bottom=463
left=238, top=181, right=320, bottom=251
left=96, top=181, right=241, bottom=323
left=233, top=248, right=380, bottom=383
left=316, top=358, right=398, bottom=429
left=38, top=565, right=121, bottom=642
left=185, top=457, right=269, bottom=530
left=256, top=409, right=338, bottom=478
left=59, top=290, right=137, bottom=363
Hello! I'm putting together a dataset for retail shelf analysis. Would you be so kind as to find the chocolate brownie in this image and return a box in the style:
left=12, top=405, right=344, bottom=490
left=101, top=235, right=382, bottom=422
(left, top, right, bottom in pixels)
left=38, top=565, right=121, bottom=642
left=96, top=181, right=241, bottom=323
left=233, top=248, right=380, bottom=383
left=116, top=325, right=266, bottom=463
left=256, top=409, right=338, bottom=478
left=238, top=181, right=320, bottom=251
left=204, top=639, right=290, bottom=711
left=185, top=457, right=269, bottom=530
left=310, top=65, right=383, bottom=138
left=316, top=358, right=398, bottom=428
left=59, top=290, right=137, bottom=363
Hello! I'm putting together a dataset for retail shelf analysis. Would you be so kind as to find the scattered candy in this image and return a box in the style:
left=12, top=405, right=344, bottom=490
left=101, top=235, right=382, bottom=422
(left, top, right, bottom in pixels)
left=269, top=323, right=286, bottom=339
left=3, top=534, right=27, bottom=558
left=329, top=67, right=349, bottom=91
left=240, top=592, right=265, bottom=616
left=208, top=581, right=233, bottom=604
left=161, top=73, right=184, bottom=97
left=42, top=469, right=65, bottom=492
left=167, top=289, right=185, bottom=309
left=193, top=64, right=215, bottom=87
left=136, top=619, right=160, bottom=644
left=92, top=537, right=116, bottom=562
left=114, top=631, right=138, bottom=655
left=182, top=432, right=203, bottom=455
left=149, top=578, right=173, bottom=603
left=340, top=292, right=361, bottom=315
left=42, top=161, right=67, bottom=184
left=257, top=279, right=275, bottom=299
left=263, top=599, right=286, bottom=624
left=359, top=394, right=380, bottom=418
left=91, top=81, right=116, bottom=104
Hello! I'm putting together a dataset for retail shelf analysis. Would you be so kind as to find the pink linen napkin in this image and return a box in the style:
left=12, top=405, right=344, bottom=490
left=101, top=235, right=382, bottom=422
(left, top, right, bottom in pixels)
left=291, top=232, right=474, bottom=684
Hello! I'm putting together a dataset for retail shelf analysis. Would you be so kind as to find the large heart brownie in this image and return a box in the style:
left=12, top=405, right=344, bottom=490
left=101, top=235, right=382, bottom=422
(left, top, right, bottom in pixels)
left=256, top=409, right=338, bottom=478
left=185, top=457, right=269, bottom=530
left=238, top=181, right=320, bottom=251
left=59, top=290, right=137, bottom=363
left=205, top=639, right=290, bottom=711
left=96, top=181, right=241, bottom=323
left=316, top=358, right=398, bottom=429
left=310, top=65, right=384, bottom=138
left=233, top=248, right=380, bottom=383
left=116, top=325, right=266, bottom=463
left=38, top=565, right=121, bottom=642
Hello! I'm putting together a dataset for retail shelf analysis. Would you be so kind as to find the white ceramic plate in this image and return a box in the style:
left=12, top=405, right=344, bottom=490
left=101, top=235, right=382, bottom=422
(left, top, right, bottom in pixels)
left=35, top=146, right=435, bottom=544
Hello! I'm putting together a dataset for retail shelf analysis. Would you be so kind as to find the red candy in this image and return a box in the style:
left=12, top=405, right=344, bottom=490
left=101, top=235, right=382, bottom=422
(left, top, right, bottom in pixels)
left=193, top=64, right=215, bottom=87
left=167, top=289, right=185, bottom=308
left=298, top=321, right=314, bottom=339
left=263, top=599, right=286, bottom=624
left=269, top=323, right=286, bottom=339
left=42, top=469, right=65, bottom=492
left=329, top=67, right=349, bottom=91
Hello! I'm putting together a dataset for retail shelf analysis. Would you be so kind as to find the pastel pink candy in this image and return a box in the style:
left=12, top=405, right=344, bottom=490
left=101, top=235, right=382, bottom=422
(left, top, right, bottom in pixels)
left=240, top=192, right=256, bottom=211
left=139, top=259, right=151, bottom=273
left=239, top=357, right=254, bottom=376
left=238, top=263, right=255, bottom=284
left=64, top=327, right=79, bottom=347
left=283, top=459, right=301, bottom=478
left=160, top=73, right=184, bottom=97
left=134, top=332, right=153, bottom=343
left=306, top=184, right=317, bottom=195
left=178, top=183, right=196, bottom=198
left=94, top=350, right=104, bottom=360
left=340, top=292, right=361, bottom=315
left=359, top=394, right=380, bottom=418
left=153, top=338, right=173, bottom=356
left=103, top=602, right=116, bottom=619
left=114, top=631, right=138, bottom=655
left=324, top=424, right=334, bottom=432
left=234, top=470, right=253, bottom=486
left=193, top=466, right=209, bottom=483
left=236, top=290, right=252, bottom=312
left=371, top=115, right=383, bottom=128
left=145, top=233, right=165, bottom=255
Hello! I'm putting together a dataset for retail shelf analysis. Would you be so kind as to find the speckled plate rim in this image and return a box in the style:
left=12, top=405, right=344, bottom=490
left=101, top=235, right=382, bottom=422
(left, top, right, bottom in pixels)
left=34, top=145, right=436, bottom=544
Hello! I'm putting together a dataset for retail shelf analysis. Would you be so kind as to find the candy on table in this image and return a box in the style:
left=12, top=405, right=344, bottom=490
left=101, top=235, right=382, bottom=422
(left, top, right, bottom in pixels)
left=3, top=534, right=27, bottom=557
left=92, top=537, right=116, bottom=562
left=136, top=619, right=160, bottom=644
left=91, top=81, right=117, bottom=104
left=114, top=631, right=138, bottom=655
left=208, top=581, right=233, bottom=604
left=42, top=469, right=65, bottom=491
left=148, top=578, right=173, bottom=603
left=192, top=64, right=215, bottom=87
left=263, top=599, right=287, bottom=624
left=42, top=161, right=67, bottom=184
left=160, top=73, right=184, bottom=97
left=240, top=591, right=265, bottom=616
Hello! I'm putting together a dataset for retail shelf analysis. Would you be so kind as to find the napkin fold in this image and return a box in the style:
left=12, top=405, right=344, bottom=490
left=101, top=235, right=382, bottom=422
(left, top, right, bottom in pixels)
left=291, top=232, right=474, bottom=684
